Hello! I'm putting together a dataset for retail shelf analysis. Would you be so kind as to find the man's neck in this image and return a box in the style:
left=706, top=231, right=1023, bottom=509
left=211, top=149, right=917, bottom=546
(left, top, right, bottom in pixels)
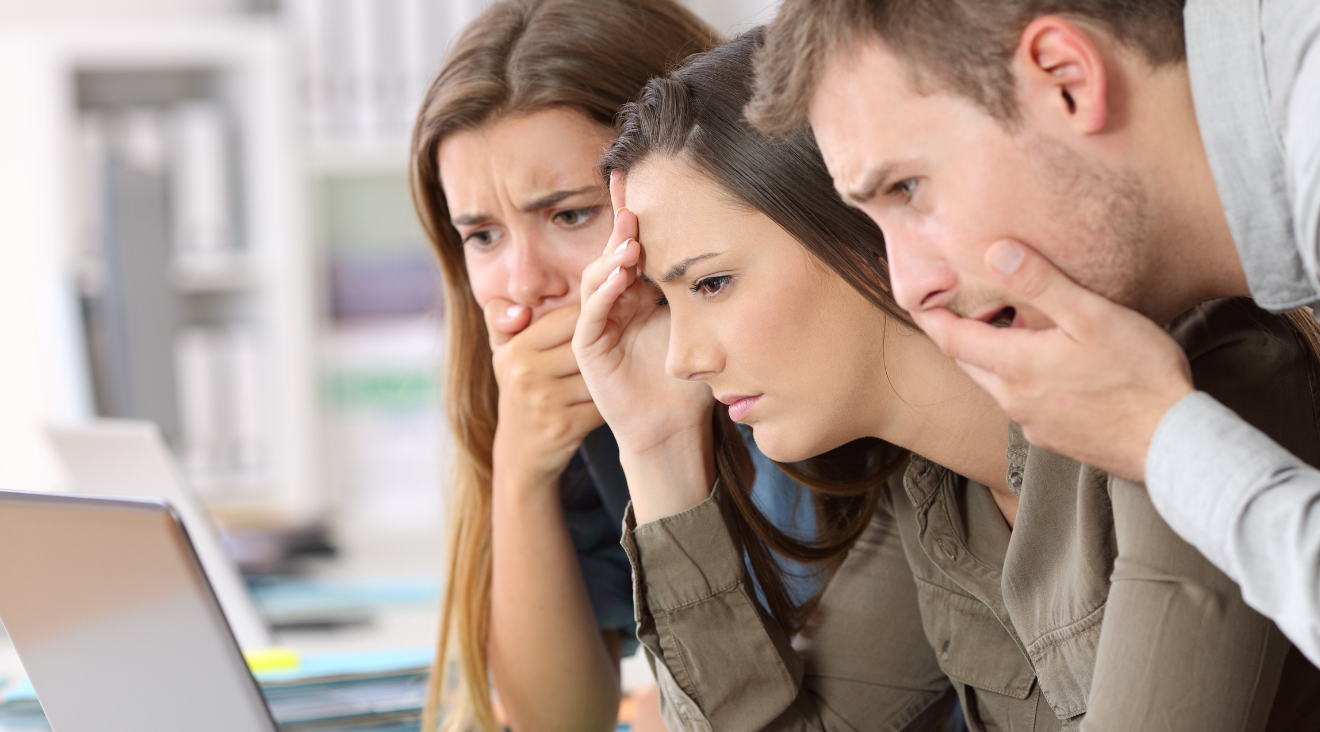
left=1129, top=65, right=1249, bottom=323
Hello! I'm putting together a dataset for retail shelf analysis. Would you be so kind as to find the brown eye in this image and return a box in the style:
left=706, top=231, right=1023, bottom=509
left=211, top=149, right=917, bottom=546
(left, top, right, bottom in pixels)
left=464, top=229, right=501, bottom=249
left=888, top=179, right=918, bottom=201
left=690, top=275, right=731, bottom=297
left=553, top=207, right=597, bottom=228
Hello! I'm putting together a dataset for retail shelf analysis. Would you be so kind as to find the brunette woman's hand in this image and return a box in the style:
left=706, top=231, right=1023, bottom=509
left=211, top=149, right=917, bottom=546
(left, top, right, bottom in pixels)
left=574, top=174, right=715, bottom=521
left=488, top=301, right=604, bottom=491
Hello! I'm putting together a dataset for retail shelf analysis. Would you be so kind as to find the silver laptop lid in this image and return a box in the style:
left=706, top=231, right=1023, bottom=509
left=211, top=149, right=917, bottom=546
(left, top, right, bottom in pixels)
left=0, top=491, right=278, bottom=732
left=46, top=421, right=272, bottom=650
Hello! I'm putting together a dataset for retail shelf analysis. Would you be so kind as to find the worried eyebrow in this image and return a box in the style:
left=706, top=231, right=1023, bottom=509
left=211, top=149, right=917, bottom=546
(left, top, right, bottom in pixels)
left=521, top=185, right=601, bottom=212
left=841, top=162, right=897, bottom=206
left=640, top=252, right=720, bottom=287
left=450, top=186, right=603, bottom=228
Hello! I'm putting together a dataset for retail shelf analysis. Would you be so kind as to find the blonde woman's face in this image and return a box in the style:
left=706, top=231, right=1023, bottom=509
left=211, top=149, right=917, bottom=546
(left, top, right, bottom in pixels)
left=440, top=108, right=614, bottom=322
left=627, top=157, right=891, bottom=463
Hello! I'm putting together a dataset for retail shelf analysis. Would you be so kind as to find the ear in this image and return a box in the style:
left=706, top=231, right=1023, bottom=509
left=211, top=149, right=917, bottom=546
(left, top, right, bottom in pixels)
left=1016, top=17, right=1108, bottom=135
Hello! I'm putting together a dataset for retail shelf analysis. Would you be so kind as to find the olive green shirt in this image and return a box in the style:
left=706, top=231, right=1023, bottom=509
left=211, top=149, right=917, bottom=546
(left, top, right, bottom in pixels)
left=622, top=299, right=1320, bottom=731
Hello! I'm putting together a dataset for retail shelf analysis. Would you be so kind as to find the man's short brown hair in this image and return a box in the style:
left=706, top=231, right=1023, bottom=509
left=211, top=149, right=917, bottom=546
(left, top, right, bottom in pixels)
left=748, top=0, right=1186, bottom=134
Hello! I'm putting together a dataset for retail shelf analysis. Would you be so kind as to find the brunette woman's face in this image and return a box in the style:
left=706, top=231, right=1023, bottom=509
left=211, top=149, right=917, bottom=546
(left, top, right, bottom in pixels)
left=440, top=108, right=613, bottom=320
left=627, top=157, right=891, bottom=463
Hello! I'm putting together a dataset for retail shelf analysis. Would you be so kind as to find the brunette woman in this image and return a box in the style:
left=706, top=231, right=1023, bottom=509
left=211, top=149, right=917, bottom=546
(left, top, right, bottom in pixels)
left=410, top=3, right=813, bottom=731
left=574, top=31, right=1320, bottom=731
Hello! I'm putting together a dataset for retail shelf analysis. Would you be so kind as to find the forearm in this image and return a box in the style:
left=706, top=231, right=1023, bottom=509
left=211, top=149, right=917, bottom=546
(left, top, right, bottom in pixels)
left=489, top=472, right=620, bottom=732
left=1146, top=392, right=1320, bottom=666
left=618, top=422, right=715, bottom=525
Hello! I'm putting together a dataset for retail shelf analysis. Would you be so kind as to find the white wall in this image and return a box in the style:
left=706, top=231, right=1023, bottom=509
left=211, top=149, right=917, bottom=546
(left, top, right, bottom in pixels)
left=0, top=0, right=782, bottom=36
left=0, top=0, right=247, bottom=26
left=680, top=0, right=779, bottom=35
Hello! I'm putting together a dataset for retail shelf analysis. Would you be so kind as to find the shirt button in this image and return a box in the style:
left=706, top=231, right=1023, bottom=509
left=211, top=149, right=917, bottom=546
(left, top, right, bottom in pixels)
left=1008, top=469, right=1024, bottom=491
left=941, top=640, right=951, bottom=660
left=936, top=538, right=958, bottom=560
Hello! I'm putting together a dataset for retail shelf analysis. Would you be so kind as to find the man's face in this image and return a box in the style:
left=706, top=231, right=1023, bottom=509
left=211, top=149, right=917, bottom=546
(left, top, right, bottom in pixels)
left=809, top=38, right=1154, bottom=329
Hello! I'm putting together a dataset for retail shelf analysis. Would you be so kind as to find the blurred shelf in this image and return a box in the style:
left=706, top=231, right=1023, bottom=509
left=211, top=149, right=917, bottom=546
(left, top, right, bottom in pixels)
left=170, top=253, right=264, bottom=292
left=309, top=141, right=412, bottom=177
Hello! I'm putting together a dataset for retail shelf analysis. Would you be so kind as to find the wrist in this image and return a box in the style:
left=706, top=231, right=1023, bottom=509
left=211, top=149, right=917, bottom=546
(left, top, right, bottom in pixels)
left=619, top=425, right=716, bottom=525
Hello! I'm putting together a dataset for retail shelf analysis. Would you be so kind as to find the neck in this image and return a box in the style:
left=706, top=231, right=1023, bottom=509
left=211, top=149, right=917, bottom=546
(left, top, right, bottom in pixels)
left=864, top=319, right=1011, bottom=498
left=1124, top=65, right=1248, bottom=323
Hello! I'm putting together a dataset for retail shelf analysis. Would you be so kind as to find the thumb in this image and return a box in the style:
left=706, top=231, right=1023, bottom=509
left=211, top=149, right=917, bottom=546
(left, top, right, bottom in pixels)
left=484, top=298, right=532, bottom=348
left=985, top=239, right=1104, bottom=337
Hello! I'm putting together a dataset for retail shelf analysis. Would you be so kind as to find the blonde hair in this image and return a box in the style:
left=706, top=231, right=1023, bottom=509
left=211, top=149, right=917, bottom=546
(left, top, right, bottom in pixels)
left=408, top=2, right=718, bottom=729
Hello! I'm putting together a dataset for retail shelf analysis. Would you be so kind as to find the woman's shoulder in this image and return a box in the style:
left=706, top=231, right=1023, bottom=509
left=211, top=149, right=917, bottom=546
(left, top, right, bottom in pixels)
left=1169, top=297, right=1320, bottom=463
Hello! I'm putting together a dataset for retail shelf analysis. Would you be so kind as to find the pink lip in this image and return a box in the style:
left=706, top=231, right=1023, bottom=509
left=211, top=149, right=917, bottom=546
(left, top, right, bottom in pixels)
left=718, top=394, right=762, bottom=423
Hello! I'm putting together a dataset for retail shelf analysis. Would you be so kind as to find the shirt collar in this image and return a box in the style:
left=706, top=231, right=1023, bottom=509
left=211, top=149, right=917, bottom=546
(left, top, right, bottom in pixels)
left=1185, top=0, right=1318, bottom=309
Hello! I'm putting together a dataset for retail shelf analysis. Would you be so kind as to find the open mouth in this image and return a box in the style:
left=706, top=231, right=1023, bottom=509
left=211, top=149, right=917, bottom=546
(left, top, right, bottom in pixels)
left=986, top=306, right=1017, bottom=328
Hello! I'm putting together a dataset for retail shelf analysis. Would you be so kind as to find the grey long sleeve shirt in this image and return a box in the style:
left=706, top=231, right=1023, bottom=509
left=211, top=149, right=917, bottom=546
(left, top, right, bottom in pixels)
left=1147, top=0, right=1320, bottom=666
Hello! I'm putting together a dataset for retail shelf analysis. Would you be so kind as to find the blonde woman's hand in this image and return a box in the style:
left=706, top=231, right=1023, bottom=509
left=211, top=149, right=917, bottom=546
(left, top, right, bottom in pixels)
left=488, top=301, right=604, bottom=493
left=573, top=174, right=715, bottom=520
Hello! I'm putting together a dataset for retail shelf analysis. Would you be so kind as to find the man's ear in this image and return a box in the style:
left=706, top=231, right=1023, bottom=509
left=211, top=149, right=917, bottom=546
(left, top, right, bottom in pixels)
left=1016, top=17, right=1108, bottom=135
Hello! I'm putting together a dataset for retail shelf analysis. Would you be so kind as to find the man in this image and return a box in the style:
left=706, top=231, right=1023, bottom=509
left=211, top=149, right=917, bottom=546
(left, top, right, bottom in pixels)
left=748, top=0, right=1320, bottom=665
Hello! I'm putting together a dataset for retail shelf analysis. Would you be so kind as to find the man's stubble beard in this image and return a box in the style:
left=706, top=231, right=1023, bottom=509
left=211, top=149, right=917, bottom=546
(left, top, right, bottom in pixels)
left=1025, top=131, right=1154, bottom=313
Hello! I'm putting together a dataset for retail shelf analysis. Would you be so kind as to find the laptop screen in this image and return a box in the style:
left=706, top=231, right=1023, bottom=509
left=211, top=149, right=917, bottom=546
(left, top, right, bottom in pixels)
left=0, top=491, right=278, bottom=732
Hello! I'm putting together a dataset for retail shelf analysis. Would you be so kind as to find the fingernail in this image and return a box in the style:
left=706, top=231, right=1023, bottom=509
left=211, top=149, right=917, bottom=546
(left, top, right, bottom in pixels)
left=614, top=206, right=627, bottom=223
left=988, top=242, right=1025, bottom=275
left=613, top=239, right=631, bottom=256
left=607, top=265, right=622, bottom=282
left=506, top=304, right=525, bottom=318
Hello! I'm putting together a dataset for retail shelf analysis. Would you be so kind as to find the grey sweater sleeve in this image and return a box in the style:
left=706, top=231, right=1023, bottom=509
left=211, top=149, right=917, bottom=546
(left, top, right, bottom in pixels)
left=1146, top=392, right=1320, bottom=666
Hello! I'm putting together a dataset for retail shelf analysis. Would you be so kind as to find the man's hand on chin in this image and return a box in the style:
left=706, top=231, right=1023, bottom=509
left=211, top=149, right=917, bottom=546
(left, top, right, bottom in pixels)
left=910, top=239, right=1195, bottom=483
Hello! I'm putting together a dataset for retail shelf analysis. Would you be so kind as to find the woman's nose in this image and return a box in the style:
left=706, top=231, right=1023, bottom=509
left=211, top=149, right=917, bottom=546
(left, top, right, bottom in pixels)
left=506, top=236, right=569, bottom=306
left=664, top=308, right=721, bottom=382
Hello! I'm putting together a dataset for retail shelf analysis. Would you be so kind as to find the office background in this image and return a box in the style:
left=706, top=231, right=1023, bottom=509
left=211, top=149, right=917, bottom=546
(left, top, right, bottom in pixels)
left=0, top=0, right=781, bottom=717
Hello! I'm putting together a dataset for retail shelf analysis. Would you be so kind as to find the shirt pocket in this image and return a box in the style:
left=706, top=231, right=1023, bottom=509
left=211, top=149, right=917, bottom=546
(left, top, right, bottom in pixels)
left=914, top=578, right=1037, bottom=700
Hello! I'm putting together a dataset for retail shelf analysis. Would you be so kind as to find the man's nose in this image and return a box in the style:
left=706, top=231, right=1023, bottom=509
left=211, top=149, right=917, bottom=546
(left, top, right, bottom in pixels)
left=885, top=231, right=958, bottom=313
left=507, top=235, right=569, bottom=307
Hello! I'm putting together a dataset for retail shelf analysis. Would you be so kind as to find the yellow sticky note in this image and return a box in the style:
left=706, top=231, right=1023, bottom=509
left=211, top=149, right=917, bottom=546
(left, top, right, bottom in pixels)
left=244, top=647, right=301, bottom=673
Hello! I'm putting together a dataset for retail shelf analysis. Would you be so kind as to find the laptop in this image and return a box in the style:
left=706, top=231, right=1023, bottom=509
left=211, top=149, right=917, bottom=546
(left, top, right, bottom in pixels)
left=0, top=490, right=280, bottom=732
left=45, top=421, right=272, bottom=651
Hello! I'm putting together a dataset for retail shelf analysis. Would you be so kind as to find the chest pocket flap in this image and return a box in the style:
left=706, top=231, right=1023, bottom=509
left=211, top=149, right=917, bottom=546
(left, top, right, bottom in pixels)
left=915, top=578, right=1036, bottom=700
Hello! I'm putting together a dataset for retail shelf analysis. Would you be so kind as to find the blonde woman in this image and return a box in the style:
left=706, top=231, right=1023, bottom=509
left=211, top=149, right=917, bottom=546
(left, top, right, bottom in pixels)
left=410, top=3, right=812, bottom=731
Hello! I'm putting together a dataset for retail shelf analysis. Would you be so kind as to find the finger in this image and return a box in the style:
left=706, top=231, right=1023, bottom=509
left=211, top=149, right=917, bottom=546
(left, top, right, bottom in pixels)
left=581, top=237, right=641, bottom=304
left=910, top=306, right=1036, bottom=376
left=601, top=207, right=640, bottom=258
left=510, top=304, right=582, bottom=351
left=575, top=263, right=632, bottom=350
left=952, top=359, right=1006, bottom=400
left=568, top=399, right=605, bottom=435
left=610, top=169, right=626, bottom=219
left=484, top=297, right=532, bottom=348
left=537, top=336, right=588, bottom=378
left=985, top=239, right=1110, bottom=337
left=556, top=372, right=597, bottom=405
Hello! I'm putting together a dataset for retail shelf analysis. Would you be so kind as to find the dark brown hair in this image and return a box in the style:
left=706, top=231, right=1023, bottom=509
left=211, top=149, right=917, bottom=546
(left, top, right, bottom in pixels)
left=747, top=0, right=1186, bottom=133
left=408, top=1, right=718, bottom=730
left=602, top=29, right=909, bottom=635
